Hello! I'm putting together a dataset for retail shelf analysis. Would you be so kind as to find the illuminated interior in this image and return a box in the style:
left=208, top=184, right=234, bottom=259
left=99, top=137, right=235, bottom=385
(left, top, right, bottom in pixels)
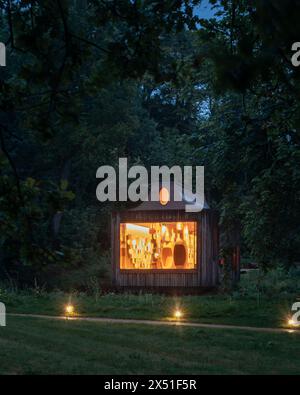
left=120, top=222, right=197, bottom=270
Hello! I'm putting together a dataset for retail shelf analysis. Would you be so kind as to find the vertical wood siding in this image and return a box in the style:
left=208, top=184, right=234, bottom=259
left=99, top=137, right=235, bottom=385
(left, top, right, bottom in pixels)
left=111, top=210, right=219, bottom=288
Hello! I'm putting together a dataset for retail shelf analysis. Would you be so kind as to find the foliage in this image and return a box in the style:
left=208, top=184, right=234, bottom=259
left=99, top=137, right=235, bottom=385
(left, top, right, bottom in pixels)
left=0, top=0, right=300, bottom=287
left=236, top=267, right=300, bottom=300
left=192, top=1, right=300, bottom=267
left=1, top=265, right=299, bottom=328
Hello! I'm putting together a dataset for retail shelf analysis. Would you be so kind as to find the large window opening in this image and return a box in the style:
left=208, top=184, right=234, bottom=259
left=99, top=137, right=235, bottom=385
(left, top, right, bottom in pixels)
left=120, top=222, right=197, bottom=270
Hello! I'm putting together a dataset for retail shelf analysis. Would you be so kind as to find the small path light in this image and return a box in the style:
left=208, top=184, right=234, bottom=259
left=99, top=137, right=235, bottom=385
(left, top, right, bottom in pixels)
left=287, top=316, right=300, bottom=328
left=288, top=319, right=295, bottom=326
left=65, top=304, right=75, bottom=317
left=287, top=318, right=299, bottom=328
left=174, top=309, right=183, bottom=320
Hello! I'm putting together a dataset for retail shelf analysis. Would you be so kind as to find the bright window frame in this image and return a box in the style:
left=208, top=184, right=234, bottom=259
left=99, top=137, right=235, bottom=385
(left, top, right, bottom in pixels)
left=119, top=221, right=198, bottom=272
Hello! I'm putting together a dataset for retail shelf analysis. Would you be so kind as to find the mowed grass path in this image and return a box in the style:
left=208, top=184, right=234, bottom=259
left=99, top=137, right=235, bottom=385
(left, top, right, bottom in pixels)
left=0, top=316, right=299, bottom=375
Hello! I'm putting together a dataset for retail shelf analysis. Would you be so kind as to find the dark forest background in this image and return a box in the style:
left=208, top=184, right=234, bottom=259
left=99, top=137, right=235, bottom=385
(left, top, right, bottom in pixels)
left=0, top=0, right=300, bottom=290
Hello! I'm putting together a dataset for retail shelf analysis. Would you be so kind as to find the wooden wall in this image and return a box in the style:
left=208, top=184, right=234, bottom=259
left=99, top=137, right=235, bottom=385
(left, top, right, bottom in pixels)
left=200, top=210, right=219, bottom=287
left=111, top=210, right=219, bottom=289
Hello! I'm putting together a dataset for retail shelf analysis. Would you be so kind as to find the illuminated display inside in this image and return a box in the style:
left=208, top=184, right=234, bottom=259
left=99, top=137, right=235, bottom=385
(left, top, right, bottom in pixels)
left=120, top=222, right=197, bottom=270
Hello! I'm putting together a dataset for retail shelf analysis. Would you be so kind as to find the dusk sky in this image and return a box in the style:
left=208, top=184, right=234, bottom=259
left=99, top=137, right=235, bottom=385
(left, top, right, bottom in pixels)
left=195, top=0, right=218, bottom=19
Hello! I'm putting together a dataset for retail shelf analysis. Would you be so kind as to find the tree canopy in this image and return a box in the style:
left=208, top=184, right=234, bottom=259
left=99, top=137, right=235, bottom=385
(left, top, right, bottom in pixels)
left=0, top=0, right=299, bottom=287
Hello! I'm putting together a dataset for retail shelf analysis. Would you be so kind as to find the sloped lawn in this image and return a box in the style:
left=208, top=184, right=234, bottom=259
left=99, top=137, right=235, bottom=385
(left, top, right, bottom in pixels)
left=0, top=316, right=299, bottom=375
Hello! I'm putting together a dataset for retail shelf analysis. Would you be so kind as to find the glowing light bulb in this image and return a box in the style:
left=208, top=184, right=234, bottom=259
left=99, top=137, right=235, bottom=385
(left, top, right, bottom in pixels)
left=177, top=223, right=183, bottom=231
left=159, top=188, right=170, bottom=205
left=174, top=309, right=183, bottom=319
left=65, top=305, right=74, bottom=315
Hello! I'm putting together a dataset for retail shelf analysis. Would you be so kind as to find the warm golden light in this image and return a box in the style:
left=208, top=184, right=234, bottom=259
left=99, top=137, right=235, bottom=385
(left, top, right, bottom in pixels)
left=288, top=319, right=296, bottom=326
left=176, top=222, right=183, bottom=231
left=126, top=223, right=149, bottom=234
left=174, top=309, right=183, bottom=319
left=120, top=222, right=197, bottom=270
left=184, top=225, right=189, bottom=239
left=65, top=305, right=74, bottom=315
left=159, top=187, right=170, bottom=205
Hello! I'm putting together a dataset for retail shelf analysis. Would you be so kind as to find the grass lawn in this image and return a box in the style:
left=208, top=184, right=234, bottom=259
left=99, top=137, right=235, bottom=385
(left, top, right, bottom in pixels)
left=0, top=316, right=299, bottom=375
left=1, top=291, right=297, bottom=329
left=2, top=270, right=299, bottom=329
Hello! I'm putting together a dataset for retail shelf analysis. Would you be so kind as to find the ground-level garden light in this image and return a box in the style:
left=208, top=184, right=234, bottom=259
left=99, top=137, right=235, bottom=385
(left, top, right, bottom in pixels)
left=287, top=318, right=299, bottom=327
left=65, top=304, right=75, bottom=317
left=174, top=309, right=183, bottom=320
